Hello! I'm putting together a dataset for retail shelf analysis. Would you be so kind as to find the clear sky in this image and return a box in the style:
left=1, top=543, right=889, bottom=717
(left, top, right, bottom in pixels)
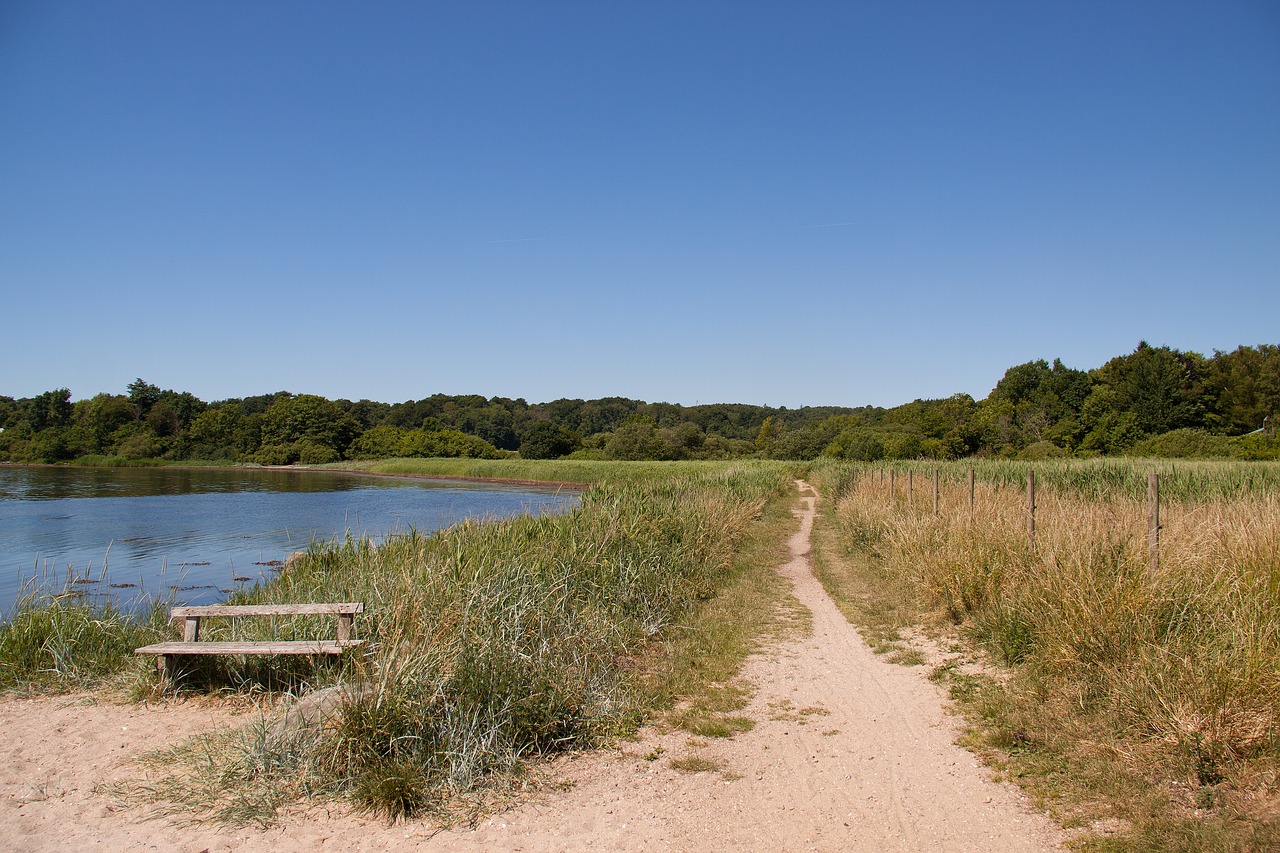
left=2, top=1, right=1277, bottom=409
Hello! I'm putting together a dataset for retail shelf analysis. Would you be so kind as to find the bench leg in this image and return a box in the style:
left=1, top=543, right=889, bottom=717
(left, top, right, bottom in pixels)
left=156, top=654, right=173, bottom=685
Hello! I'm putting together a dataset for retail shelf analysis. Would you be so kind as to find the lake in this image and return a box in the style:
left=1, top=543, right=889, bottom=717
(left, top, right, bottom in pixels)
left=0, top=466, right=579, bottom=616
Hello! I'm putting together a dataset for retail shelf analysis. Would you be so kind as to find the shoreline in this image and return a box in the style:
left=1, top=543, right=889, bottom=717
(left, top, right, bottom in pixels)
left=0, top=460, right=592, bottom=492
left=313, top=466, right=592, bottom=492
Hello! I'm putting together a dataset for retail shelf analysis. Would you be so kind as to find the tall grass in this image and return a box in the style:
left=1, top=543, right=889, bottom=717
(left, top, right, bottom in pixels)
left=0, top=594, right=167, bottom=691
left=134, top=461, right=794, bottom=822
left=813, top=459, right=1280, bottom=849
left=826, top=457, right=1280, bottom=502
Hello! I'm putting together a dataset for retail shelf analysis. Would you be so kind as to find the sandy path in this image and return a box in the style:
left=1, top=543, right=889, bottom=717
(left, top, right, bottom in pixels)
left=1, top=481, right=1064, bottom=851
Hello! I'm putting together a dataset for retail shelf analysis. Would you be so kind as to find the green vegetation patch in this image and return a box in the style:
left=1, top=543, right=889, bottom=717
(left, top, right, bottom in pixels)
left=0, top=596, right=167, bottom=693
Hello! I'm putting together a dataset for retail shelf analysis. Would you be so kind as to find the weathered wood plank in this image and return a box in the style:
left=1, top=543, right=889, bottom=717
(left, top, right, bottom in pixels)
left=136, top=639, right=365, bottom=656
left=169, top=603, right=363, bottom=619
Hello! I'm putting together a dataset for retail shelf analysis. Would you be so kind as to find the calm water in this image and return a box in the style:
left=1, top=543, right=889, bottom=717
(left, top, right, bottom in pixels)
left=0, top=466, right=578, bottom=615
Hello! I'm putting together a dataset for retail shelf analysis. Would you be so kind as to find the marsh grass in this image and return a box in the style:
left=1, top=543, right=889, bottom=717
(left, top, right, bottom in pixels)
left=811, top=459, right=1280, bottom=850
left=116, top=461, right=796, bottom=824
left=0, top=592, right=168, bottom=693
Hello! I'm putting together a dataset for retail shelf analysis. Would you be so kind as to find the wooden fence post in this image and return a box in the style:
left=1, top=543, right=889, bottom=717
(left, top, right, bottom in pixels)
left=908, top=469, right=914, bottom=506
left=1026, top=470, right=1036, bottom=551
left=1148, top=472, right=1160, bottom=576
left=968, top=468, right=975, bottom=524
left=890, top=470, right=895, bottom=501
left=933, top=468, right=939, bottom=516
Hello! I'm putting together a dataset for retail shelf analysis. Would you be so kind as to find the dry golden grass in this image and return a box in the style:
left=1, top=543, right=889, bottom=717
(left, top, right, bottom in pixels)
left=816, top=460, right=1280, bottom=851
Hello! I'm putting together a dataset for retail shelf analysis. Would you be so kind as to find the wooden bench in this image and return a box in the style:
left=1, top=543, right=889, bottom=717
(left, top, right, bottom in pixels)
left=135, top=603, right=365, bottom=679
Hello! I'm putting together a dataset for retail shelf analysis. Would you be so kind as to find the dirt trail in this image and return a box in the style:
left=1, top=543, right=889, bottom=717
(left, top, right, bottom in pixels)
left=1, top=481, right=1064, bottom=852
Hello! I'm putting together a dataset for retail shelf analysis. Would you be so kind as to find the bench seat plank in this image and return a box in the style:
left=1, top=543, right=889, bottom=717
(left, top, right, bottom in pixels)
left=136, top=639, right=364, bottom=656
left=169, top=603, right=363, bottom=618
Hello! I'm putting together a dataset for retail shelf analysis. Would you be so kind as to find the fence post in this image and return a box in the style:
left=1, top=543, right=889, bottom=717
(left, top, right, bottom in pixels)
left=968, top=468, right=975, bottom=524
left=933, top=468, right=939, bottom=516
left=890, top=469, right=895, bottom=501
left=908, top=469, right=914, bottom=506
left=1148, top=472, right=1160, bottom=576
left=1026, top=470, right=1036, bottom=551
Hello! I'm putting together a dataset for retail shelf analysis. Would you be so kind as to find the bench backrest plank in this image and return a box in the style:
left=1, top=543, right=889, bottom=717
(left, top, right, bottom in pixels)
left=170, top=602, right=363, bottom=644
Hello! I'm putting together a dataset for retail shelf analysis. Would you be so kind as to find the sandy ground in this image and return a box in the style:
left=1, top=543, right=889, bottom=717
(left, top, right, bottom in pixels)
left=1, top=481, right=1065, bottom=852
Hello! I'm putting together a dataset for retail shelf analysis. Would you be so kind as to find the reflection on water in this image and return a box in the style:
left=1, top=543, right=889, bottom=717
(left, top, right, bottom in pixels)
left=1, top=466, right=578, bottom=615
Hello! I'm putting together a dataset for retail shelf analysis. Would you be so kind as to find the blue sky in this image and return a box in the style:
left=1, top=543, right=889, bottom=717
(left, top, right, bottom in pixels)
left=2, top=1, right=1277, bottom=409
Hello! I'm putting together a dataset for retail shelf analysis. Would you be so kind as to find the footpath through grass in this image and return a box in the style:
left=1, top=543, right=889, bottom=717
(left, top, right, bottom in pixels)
left=3, top=459, right=801, bottom=825
left=810, top=458, right=1280, bottom=852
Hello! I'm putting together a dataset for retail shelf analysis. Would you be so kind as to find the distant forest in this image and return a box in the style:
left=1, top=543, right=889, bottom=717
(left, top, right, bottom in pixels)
left=3, top=343, right=1278, bottom=465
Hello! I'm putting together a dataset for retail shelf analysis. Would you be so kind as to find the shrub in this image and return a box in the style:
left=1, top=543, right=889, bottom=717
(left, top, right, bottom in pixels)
left=254, top=443, right=297, bottom=466
left=1018, top=440, right=1066, bottom=460
left=116, top=433, right=164, bottom=460
left=294, top=440, right=340, bottom=465
left=1127, top=428, right=1235, bottom=459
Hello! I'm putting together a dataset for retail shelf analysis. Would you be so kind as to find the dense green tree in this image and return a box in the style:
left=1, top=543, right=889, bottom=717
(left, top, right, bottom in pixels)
left=882, top=427, right=929, bottom=459
left=71, top=394, right=138, bottom=454
left=519, top=421, right=581, bottom=459
left=260, top=394, right=360, bottom=457
left=460, top=402, right=518, bottom=450
left=824, top=428, right=885, bottom=461
left=1087, top=343, right=1208, bottom=440
left=126, top=378, right=162, bottom=413
left=985, top=359, right=1091, bottom=449
left=349, top=425, right=409, bottom=459
left=28, top=389, right=74, bottom=432
left=343, top=399, right=393, bottom=432
left=971, top=397, right=1019, bottom=455
left=605, top=416, right=670, bottom=460
left=1206, top=345, right=1280, bottom=434
left=754, top=416, right=781, bottom=454
left=187, top=405, right=247, bottom=459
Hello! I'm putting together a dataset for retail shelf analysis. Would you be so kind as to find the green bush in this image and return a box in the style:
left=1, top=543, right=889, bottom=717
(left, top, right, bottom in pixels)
left=294, top=440, right=340, bottom=465
left=1237, top=432, right=1280, bottom=460
left=1019, top=440, right=1067, bottom=460
left=116, top=432, right=164, bottom=460
left=254, top=443, right=297, bottom=466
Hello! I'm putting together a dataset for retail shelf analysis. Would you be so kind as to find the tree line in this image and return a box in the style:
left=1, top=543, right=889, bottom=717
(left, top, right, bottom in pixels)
left=2, top=342, right=1277, bottom=466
